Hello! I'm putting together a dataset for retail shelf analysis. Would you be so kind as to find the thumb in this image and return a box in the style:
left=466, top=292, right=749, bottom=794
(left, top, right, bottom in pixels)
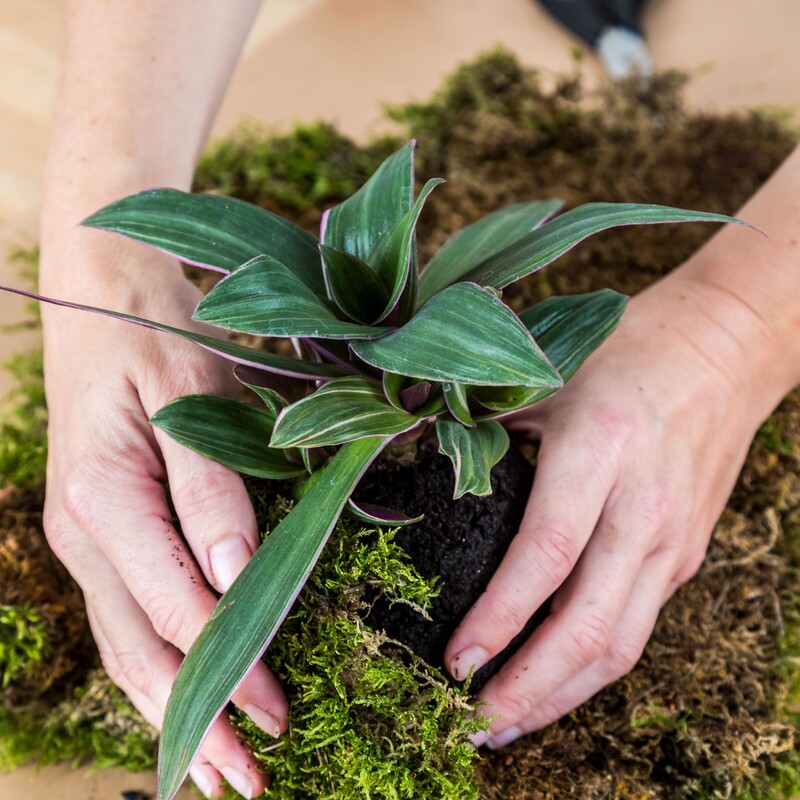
left=157, top=432, right=260, bottom=593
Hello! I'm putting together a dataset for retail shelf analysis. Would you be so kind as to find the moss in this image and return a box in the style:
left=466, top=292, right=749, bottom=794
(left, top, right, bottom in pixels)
left=231, top=492, right=483, bottom=800
left=0, top=604, right=48, bottom=688
left=3, top=49, right=800, bottom=798
left=0, top=248, right=46, bottom=491
left=193, top=122, right=399, bottom=220
left=0, top=670, right=157, bottom=772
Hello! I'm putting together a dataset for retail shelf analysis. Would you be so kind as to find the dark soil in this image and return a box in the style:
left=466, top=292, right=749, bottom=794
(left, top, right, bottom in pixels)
left=354, top=436, right=536, bottom=691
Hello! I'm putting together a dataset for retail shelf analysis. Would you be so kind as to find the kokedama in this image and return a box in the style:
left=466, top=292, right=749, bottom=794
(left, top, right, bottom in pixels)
left=0, top=140, right=744, bottom=800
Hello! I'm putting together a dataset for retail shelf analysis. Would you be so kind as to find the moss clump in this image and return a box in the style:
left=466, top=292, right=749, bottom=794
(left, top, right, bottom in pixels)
left=231, top=493, right=483, bottom=800
left=0, top=604, right=48, bottom=689
left=0, top=670, right=157, bottom=771
left=193, top=122, right=399, bottom=220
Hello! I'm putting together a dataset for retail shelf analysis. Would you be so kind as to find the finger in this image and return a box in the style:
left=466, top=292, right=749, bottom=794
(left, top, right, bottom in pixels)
left=479, top=551, right=676, bottom=749
left=446, top=416, right=623, bottom=678
left=62, top=532, right=267, bottom=799
left=157, top=432, right=260, bottom=594
left=71, top=472, right=288, bottom=731
left=471, top=495, right=649, bottom=735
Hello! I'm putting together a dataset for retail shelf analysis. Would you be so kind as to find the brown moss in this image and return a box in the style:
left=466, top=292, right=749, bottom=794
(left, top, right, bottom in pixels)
left=0, top=486, right=97, bottom=710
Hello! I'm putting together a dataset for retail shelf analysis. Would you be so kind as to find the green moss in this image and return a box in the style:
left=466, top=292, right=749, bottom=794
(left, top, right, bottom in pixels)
left=229, top=498, right=483, bottom=800
left=193, top=122, right=399, bottom=215
left=0, top=670, right=157, bottom=772
left=0, top=604, right=48, bottom=689
left=0, top=248, right=46, bottom=491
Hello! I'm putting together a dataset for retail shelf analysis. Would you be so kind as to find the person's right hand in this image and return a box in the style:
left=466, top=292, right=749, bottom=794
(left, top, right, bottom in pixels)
left=40, top=237, right=286, bottom=799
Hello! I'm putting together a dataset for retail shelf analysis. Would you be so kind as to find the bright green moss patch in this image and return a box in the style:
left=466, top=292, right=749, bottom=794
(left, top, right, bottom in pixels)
left=230, top=493, right=483, bottom=800
left=0, top=604, right=48, bottom=689
left=194, top=122, right=399, bottom=216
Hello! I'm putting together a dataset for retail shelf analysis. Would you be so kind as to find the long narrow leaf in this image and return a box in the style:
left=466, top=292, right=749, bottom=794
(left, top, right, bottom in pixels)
left=83, top=188, right=324, bottom=293
left=0, top=285, right=345, bottom=380
left=321, top=141, right=415, bottom=261
left=352, top=282, right=563, bottom=388
left=271, top=377, right=422, bottom=448
left=464, top=203, right=746, bottom=289
left=436, top=419, right=510, bottom=499
left=520, top=289, right=628, bottom=380
left=319, top=244, right=390, bottom=324
left=157, top=436, right=388, bottom=800
left=417, top=199, right=563, bottom=305
left=194, top=256, right=391, bottom=340
left=367, top=178, right=444, bottom=322
left=150, top=395, right=304, bottom=479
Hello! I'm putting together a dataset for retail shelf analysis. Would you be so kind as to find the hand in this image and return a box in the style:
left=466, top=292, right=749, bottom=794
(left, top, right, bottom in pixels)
left=40, top=242, right=286, bottom=798
left=445, top=271, right=784, bottom=748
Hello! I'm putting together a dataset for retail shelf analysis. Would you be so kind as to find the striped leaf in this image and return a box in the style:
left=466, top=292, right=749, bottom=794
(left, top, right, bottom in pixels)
left=270, top=377, right=422, bottom=448
left=368, top=178, right=444, bottom=322
left=436, top=419, right=510, bottom=499
left=443, top=382, right=475, bottom=426
left=319, top=244, right=390, bottom=324
left=464, top=203, right=745, bottom=289
left=0, top=285, right=344, bottom=381
left=520, top=289, right=628, bottom=380
left=352, top=282, right=563, bottom=388
left=417, top=199, right=563, bottom=305
left=321, top=141, right=415, bottom=261
left=150, top=395, right=304, bottom=479
left=83, top=188, right=324, bottom=293
left=158, top=436, right=388, bottom=800
left=194, top=256, right=391, bottom=340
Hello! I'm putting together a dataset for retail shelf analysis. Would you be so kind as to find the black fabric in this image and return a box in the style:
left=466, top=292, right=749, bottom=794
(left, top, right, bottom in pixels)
left=535, top=0, right=647, bottom=46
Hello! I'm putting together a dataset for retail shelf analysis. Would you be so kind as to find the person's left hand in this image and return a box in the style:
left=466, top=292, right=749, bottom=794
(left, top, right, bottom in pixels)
left=444, top=269, right=785, bottom=748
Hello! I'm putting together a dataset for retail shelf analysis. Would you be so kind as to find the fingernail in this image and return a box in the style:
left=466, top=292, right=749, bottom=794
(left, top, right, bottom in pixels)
left=209, top=538, right=252, bottom=592
left=244, top=703, right=283, bottom=738
left=189, top=764, right=216, bottom=798
left=468, top=729, right=490, bottom=748
left=221, top=767, right=254, bottom=799
left=486, top=725, right=523, bottom=750
left=451, top=646, right=489, bottom=680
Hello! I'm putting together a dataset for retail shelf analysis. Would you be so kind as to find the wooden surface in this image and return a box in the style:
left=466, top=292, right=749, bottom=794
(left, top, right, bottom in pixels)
left=1, top=1, right=800, bottom=797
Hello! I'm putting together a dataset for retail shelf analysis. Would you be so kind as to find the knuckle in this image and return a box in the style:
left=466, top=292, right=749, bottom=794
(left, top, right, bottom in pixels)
left=143, top=593, right=199, bottom=649
left=530, top=526, right=579, bottom=581
left=172, top=470, right=234, bottom=524
left=590, top=404, right=635, bottom=452
left=492, top=685, right=533, bottom=720
left=568, top=613, right=611, bottom=666
left=483, top=592, right=534, bottom=638
left=605, top=633, right=645, bottom=676
left=102, top=648, right=156, bottom=700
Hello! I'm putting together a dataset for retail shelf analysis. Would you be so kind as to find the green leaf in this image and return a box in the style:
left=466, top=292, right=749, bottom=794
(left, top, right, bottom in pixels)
left=436, top=419, right=510, bottom=499
left=83, top=188, right=324, bottom=293
left=443, top=383, right=474, bottom=426
left=194, top=256, right=391, bottom=340
left=520, top=289, right=628, bottom=380
left=464, top=203, right=745, bottom=289
left=418, top=199, right=563, bottom=305
left=319, top=244, right=390, bottom=324
left=472, top=385, right=553, bottom=418
left=346, top=499, right=424, bottom=527
left=352, top=282, right=563, bottom=388
left=270, top=377, right=422, bottom=448
left=150, top=395, right=305, bottom=479
left=0, top=284, right=345, bottom=380
left=367, top=178, right=444, bottom=322
left=321, top=141, right=415, bottom=261
left=233, top=365, right=301, bottom=416
left=157, top=436, right=388, bottom=800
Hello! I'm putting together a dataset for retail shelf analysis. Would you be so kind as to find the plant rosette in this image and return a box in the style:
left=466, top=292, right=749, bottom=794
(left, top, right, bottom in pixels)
left=0, top=141, right=745, bottom=800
